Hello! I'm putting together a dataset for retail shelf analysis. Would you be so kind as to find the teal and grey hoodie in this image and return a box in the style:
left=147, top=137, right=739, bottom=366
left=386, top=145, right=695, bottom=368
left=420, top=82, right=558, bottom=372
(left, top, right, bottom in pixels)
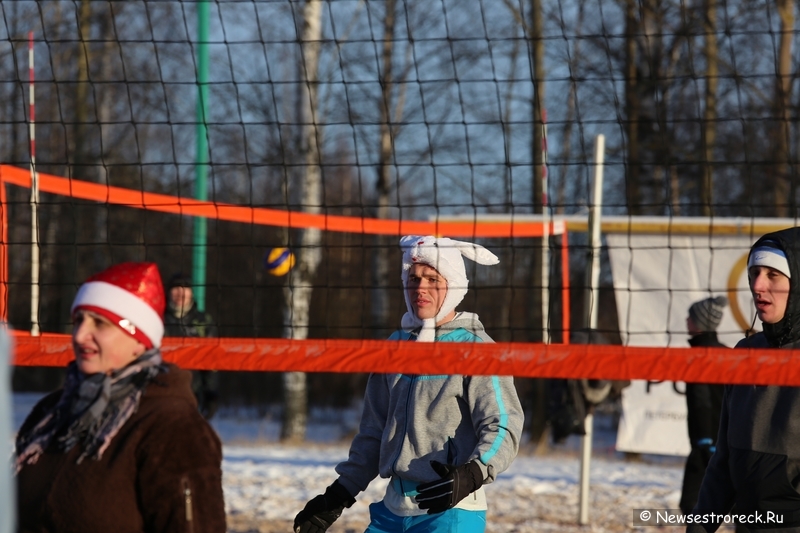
left=335, top=312, right=524, bottom=516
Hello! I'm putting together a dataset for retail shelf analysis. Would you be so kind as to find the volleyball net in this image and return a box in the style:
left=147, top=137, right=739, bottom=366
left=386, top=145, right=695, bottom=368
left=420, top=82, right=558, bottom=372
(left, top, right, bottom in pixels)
left=4, top=164, right=798, bottom=387
left=2, top=1, right=799, bottom=385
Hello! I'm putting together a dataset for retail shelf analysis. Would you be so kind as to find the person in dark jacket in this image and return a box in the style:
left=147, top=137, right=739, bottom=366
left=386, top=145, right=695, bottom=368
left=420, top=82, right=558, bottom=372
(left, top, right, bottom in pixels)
left=680, top=296, right=727, bottom=514
left=15, top=262, right=226, bottom=533
left=688, top=227, right=800, bottom=532
left=163, top=273, right=220, bottom=420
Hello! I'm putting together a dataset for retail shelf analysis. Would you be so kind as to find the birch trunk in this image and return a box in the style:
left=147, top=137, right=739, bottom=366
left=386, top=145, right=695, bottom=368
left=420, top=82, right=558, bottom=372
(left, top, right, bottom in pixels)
left=281, top=0, right=323, bottom=442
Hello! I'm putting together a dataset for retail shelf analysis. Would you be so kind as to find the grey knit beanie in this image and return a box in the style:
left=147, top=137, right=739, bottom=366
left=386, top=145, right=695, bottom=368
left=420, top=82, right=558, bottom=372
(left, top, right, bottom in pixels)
left=688, top=296, right=728, bottom=332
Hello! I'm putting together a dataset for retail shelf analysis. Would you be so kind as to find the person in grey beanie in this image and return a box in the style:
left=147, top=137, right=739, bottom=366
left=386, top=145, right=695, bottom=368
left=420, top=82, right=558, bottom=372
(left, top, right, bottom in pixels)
left=680, top=296, right=728, bottom=515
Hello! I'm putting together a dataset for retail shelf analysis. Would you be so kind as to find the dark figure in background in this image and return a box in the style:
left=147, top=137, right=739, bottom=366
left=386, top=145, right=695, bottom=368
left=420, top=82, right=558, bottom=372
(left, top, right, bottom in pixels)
left=163, top=273, right=220, bottom=420
left=680, top=296, right=727, bottom=515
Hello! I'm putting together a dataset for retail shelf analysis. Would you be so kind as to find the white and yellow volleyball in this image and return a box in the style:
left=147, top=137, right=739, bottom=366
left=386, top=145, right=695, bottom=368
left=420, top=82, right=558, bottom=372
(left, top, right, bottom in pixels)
left=263, top=247, right=295, bottom=277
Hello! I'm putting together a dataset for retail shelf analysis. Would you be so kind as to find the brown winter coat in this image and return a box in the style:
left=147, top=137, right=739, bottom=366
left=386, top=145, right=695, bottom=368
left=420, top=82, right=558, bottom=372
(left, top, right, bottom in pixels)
left=16, top=364, right=226, bottom=533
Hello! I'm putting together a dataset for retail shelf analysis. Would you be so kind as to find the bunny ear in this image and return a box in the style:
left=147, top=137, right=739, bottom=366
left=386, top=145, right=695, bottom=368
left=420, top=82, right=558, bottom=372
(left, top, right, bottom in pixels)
left=450, top=239, right=499, bottom=266
left=399, top=235, right=423, bottom=251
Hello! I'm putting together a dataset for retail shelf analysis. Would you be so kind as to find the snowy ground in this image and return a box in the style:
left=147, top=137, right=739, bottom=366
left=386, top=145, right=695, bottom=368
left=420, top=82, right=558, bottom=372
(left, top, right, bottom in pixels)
left=13, top=394, right=698, bottom=533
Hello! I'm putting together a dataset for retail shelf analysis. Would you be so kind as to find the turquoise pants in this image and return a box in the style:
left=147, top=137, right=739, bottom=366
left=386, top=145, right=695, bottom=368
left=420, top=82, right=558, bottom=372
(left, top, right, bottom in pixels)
left=364, top=501, right=486, bottom=533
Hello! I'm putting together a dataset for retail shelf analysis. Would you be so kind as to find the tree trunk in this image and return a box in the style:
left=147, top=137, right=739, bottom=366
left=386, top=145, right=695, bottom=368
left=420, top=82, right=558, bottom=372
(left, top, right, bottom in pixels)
left=774, top=0, right=794, bottom=217
left=499, top=37, right=520, bottom=339
left=527, top=0, right=549, bottom=451
left=624, top=0, right=642, bottom=216
left=370, top=0, right=396, bottom=339
left=281, top=0, right=324, bottom=443
left=528, top=0, right=545, bottom=345
left=555, top=1, right=585, bottom=215
left=700, top=0, right=718, bottom=217
left=58, top=0, right=93, bottom=329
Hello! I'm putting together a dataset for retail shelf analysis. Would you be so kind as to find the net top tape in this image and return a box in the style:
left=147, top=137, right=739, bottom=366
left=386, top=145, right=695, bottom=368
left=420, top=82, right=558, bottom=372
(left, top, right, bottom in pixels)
left=10, top=332, right=799, bottom=387
left=0, top=165, right=557, bottom=238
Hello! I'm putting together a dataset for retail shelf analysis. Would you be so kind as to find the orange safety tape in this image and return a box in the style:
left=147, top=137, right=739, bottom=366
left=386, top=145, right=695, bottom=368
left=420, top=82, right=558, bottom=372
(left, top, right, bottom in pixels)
left=0, top=165, right=552, bottom=238
left=9, top=332, right=800, bottom=386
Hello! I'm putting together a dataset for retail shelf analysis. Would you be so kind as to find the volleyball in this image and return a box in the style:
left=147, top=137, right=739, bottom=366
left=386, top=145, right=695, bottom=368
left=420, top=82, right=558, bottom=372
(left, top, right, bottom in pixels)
left=263, top=247, right=295, bottom=276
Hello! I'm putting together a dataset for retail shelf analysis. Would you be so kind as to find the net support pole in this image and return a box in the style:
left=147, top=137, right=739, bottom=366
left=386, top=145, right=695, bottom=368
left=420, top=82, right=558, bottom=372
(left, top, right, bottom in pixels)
left=578, top=133, right=605, bottom=525
left=29, top=31, right=40, bottom=336
left=561, top=230, right=570, bottom=344
left=0, top=326, right=13, bottom=531
left=0, top=171, right=7, bottom=323
left=193, top=1, right=210, bottom=312
left=541, top=109, right=550, bottom=343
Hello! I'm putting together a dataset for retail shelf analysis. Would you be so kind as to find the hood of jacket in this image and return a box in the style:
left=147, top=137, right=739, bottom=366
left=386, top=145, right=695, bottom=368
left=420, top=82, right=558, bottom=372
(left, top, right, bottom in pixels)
left=436, top=312, right=494, bottom=343
left=750, top=227, right=800, bottom=347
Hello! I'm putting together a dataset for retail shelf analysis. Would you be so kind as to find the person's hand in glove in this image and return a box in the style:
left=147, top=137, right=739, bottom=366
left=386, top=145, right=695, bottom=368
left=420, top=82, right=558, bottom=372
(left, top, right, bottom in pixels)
left=695, top=438, right=716, bottom=464
left=415, top=460, right=484, bottom=514
left=294, top=480, right=356, bottom=533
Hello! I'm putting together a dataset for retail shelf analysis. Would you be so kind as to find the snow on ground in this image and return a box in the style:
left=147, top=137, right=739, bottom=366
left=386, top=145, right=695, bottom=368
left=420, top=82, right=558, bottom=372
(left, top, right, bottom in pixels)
left=13, top=394, right=695, bottom=532
left=219, top=442, right=688, bottom=533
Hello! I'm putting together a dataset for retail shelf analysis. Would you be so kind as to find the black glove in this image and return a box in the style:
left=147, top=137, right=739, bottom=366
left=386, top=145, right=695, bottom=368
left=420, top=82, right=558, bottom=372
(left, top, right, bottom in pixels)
left=695, top=438, right=716, bottom=464
left=416, top=460, right=484, bottom=514
left=293, top=480, right=356, bottom=533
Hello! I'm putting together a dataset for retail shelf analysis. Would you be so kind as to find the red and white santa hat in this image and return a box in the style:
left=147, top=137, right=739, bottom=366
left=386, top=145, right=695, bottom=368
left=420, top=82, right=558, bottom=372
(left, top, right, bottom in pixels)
left=71, top=262, right=166, bottom=349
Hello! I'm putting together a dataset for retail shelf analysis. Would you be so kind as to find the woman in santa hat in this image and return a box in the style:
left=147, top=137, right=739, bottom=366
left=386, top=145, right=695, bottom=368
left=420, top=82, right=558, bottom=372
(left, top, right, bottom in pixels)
left=295, top=236, right=524, bottom=533
left=15, top=262, right=226, bottom=533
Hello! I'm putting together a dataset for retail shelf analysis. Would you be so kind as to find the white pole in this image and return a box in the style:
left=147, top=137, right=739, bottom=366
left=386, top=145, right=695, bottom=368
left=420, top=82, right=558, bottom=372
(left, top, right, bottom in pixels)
left=29, top=32, right=40, bottom=337
left=0, top=326, right=14, bottom=533
left=578, top=134, right=605, bottom=525
left=586, top=135, right=604, bottom=330
left=541, top=110, right=550, bottom=344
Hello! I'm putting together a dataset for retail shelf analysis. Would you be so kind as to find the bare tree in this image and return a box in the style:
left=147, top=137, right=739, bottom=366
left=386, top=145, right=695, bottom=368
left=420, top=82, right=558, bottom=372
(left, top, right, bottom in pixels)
left=773, top=0, right=794, bottom=216
left=700, top=0, right=719, bottom=216
left=528, top=0, right=549, bottom=449
left=370, top=0, right=397, bottom=339
left=624, top=0, right=643, bottom=215
left=553, top=1, right=586, bottom=215
left=281, top=0, right=324, bottom=443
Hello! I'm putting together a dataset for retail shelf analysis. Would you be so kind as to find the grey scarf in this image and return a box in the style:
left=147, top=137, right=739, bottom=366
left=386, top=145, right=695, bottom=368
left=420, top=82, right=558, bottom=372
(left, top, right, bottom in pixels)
left=15, top=349, right=167, bottom=472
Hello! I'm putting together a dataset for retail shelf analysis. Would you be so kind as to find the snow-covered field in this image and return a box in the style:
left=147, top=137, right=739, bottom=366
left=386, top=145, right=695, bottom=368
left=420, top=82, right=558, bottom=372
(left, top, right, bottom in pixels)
left=14, top=394, right=692, bottom=533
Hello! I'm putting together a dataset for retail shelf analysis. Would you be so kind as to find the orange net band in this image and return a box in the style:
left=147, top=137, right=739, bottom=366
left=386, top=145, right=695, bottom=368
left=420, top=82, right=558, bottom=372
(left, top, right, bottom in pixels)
left=9, top=332, right=797, bottom=386
left=0, top=165, right=557, bottom=238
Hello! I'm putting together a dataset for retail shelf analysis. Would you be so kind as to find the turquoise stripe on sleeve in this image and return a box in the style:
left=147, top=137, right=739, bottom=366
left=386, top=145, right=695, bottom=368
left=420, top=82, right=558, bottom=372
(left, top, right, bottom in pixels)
left=480, top=376, right=509, bottom=464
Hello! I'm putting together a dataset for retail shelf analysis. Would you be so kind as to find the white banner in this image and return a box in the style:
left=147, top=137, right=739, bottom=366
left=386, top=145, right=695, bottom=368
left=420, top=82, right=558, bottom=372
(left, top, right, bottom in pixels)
left=607, top=233, right=755, bottom=455
left=607, top=233, right=756, bottom=347
left=616, top=380, right=690, bottom=456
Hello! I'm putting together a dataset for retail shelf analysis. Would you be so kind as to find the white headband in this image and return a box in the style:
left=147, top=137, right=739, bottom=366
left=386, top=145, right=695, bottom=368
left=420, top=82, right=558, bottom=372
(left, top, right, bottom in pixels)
left=748, top=245, right=791, bottom=279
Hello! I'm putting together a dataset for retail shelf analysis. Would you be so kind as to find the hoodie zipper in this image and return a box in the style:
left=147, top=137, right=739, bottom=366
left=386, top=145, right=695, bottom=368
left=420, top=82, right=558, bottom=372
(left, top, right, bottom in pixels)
left=391, top=374, right=416, bottom=493
left=182, top=477, right=195, bottom=533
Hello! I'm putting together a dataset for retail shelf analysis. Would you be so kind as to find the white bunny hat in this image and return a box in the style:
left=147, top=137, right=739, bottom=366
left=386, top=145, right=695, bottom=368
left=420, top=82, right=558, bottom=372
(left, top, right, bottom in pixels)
left=399, top=235, right=499, bottom=341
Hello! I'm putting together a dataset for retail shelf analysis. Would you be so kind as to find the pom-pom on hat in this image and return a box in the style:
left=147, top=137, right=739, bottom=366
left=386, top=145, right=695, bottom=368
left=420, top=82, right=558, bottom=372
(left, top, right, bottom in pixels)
left=688, top=295, right=728, bottom=333
left=399, top=235, right=499, bottom=342
left=748, top=241, right=791, bottom=279
left=71, top=262, right=166, bottom=349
